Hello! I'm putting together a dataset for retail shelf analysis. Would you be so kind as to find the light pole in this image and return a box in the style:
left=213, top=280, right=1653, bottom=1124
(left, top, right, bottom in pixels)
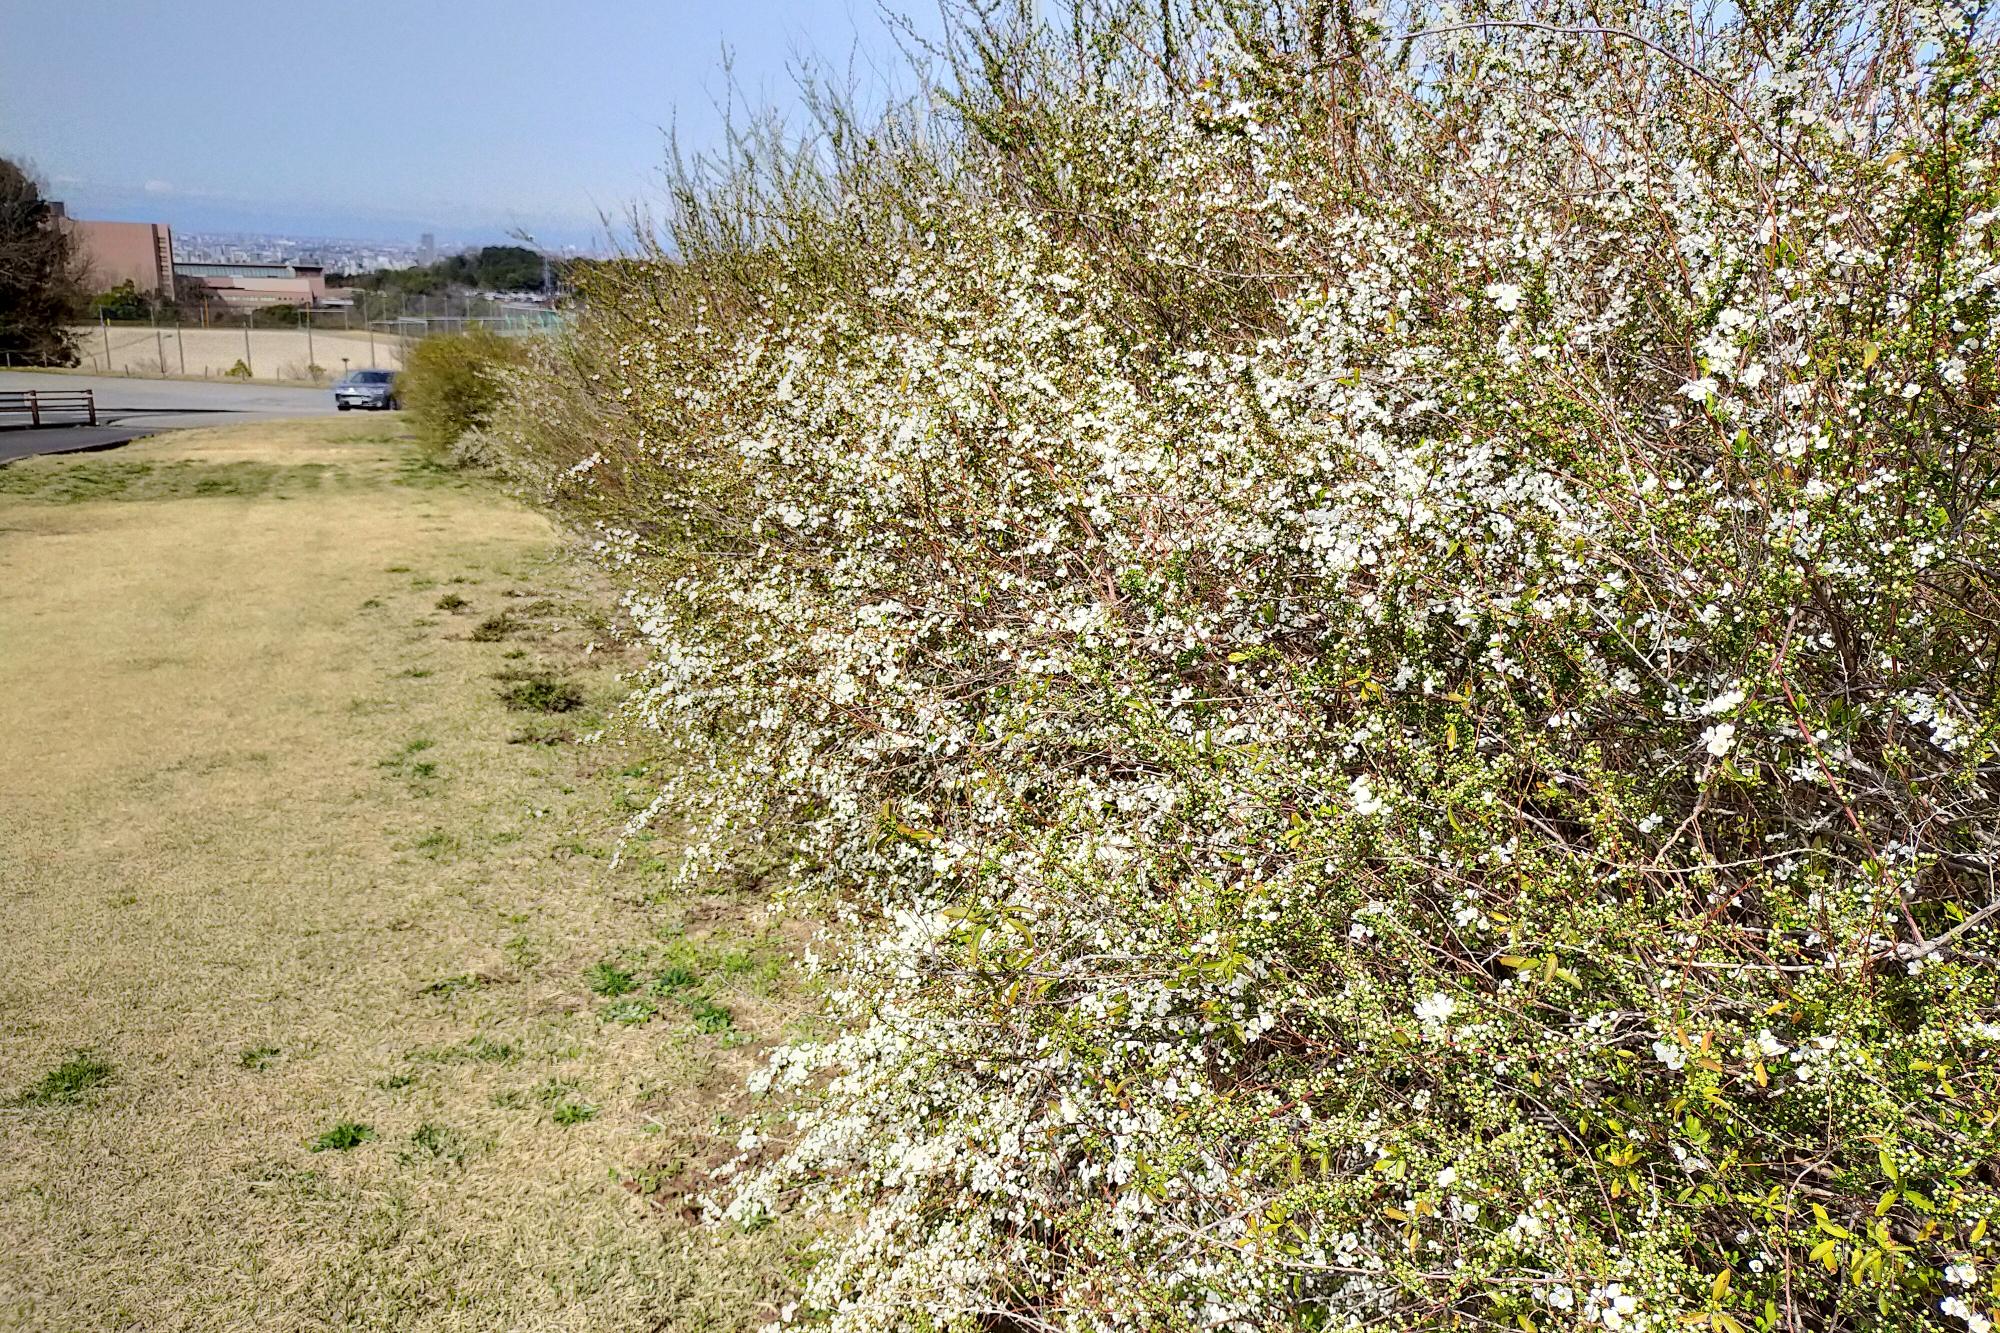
left=512, top=228, right=552, bottom=309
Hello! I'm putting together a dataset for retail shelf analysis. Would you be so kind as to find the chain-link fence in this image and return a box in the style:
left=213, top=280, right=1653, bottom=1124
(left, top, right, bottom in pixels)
left=51, top=301, right=560, bottom=384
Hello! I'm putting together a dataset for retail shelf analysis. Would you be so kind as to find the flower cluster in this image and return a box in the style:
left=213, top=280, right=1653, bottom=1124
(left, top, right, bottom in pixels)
left=504, top=0, right=2000, bottom=1327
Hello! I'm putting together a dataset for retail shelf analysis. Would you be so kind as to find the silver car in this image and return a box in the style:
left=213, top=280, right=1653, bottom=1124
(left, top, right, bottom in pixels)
left=334, top=369, right=399, bottom=411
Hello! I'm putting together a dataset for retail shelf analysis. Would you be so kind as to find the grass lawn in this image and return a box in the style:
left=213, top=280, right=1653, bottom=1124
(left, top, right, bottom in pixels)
left=0, top=418, right=801, bottom=1331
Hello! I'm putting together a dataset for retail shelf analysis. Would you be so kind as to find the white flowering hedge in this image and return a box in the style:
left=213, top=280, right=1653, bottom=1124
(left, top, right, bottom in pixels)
left=505, top=1, right=2000, bottom=1327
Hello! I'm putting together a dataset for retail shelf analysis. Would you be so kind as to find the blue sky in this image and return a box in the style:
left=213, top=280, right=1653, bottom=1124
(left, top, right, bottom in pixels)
left=0, top=0, right=943, bottom=250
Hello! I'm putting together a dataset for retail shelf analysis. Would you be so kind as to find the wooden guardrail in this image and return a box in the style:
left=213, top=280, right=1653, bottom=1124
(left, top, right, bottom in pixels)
left=0, top=389, right=98, bottom=427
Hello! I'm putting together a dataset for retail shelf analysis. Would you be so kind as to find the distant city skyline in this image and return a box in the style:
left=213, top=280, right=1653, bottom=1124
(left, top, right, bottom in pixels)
left=42, top=178, right=613, bottom=254
left=0, top=0, right=942, bottom=252
left=170, top=231, right=457, bottom=275
left=162, top=229, right=600, bottom=277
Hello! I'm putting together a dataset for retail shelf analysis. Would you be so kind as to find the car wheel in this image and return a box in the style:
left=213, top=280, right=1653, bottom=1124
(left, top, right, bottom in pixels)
left=337, top=401, right=351, bottom=411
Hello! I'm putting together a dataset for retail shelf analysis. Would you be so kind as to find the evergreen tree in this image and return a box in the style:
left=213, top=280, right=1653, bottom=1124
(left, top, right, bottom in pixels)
left=0, top=158, right=80, bottom=366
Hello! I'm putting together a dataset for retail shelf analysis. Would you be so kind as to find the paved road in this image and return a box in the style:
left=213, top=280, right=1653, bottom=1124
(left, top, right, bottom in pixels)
left=1, top=371, right=339, bottom=463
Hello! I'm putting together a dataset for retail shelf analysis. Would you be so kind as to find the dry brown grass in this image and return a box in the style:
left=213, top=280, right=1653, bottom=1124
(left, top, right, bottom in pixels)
left=0, top=418, right=804, bottom=1331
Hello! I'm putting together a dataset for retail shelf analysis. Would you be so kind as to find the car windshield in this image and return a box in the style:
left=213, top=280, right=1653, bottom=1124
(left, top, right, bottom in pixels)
left=349, top=371, right=392, bottom=384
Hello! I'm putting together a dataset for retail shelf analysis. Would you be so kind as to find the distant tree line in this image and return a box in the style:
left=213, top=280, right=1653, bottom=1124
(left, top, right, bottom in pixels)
left=331, top=245, right=553, bottom=296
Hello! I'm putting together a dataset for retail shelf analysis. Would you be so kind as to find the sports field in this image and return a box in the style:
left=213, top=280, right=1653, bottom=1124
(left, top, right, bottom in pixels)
left=64, top=325, right=404, bottom=381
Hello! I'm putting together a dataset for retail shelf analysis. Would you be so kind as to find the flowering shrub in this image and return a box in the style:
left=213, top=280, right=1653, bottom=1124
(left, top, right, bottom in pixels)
left=399, top=326, right=525, bottom=465
left=503, top=0, right=2000, bottom=1327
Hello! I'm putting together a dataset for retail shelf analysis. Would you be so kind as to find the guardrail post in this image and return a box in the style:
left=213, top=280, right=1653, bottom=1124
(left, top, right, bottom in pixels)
left=88, top=391, right=98, bottom=426
left=30, top=391, right=40, bottom=427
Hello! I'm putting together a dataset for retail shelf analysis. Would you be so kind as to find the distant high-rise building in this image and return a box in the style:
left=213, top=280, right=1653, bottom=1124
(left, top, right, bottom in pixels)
left=418, top=232, right=436, bottom=264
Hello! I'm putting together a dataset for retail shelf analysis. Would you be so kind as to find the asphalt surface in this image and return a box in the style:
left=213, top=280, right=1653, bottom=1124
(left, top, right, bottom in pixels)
left=0, top=371, right=340, bottom=463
